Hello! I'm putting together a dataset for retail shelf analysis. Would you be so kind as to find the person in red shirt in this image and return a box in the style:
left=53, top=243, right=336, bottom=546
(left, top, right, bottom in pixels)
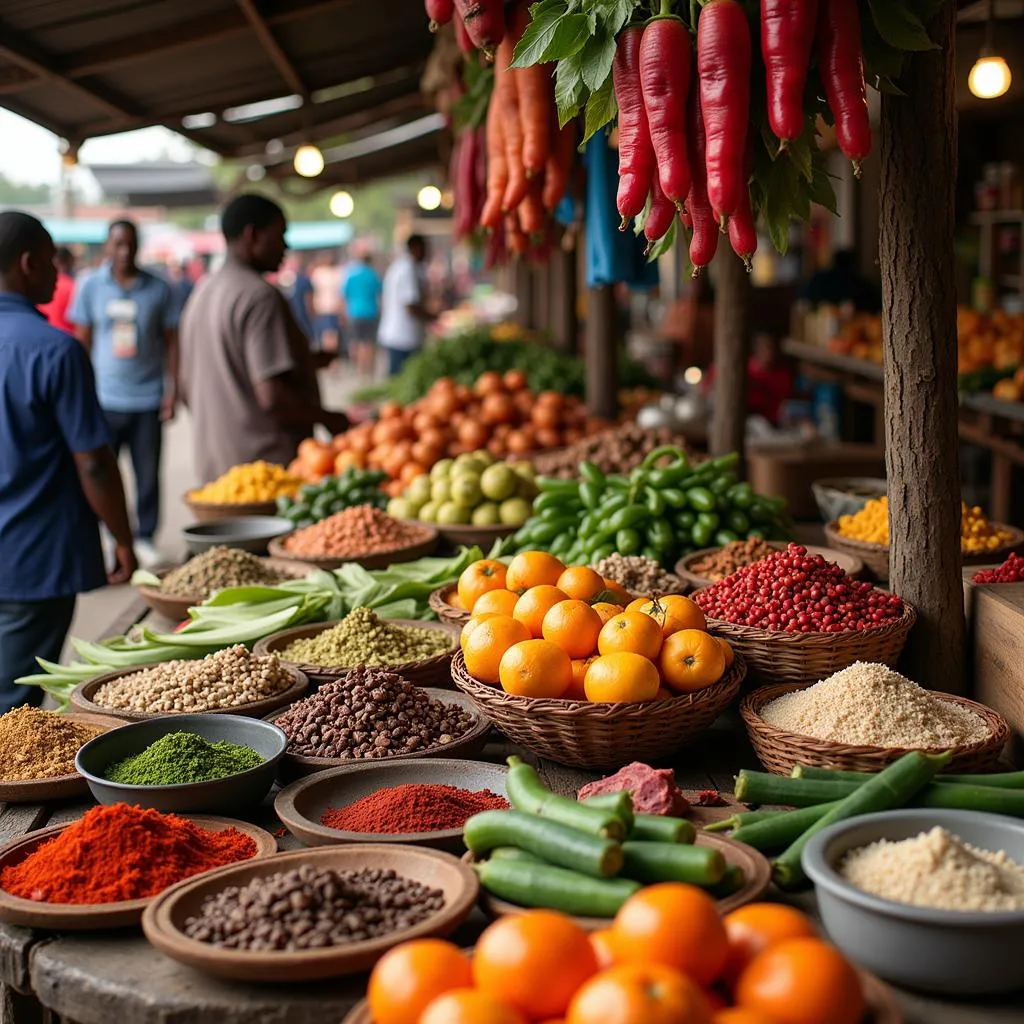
left=704, top=334, right=795, bottom=426
left=38, top=246, right=75, bottom=334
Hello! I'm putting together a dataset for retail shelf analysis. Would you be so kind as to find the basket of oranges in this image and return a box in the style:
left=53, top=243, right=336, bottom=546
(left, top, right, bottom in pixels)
left=450, top=553, right=744, bottom=770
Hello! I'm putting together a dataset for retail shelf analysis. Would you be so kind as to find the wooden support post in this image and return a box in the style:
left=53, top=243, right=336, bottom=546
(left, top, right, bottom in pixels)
left=533, top=264, right=550, bottom=340
left=710, top=247, right=750, bottom=465
left=513, top=261, right=534, bottom=329
left=879, top=3, right=964, bottom=692
left=585, top=285, right=618, bottom=419
left=550, top=247, right=579, bottom=353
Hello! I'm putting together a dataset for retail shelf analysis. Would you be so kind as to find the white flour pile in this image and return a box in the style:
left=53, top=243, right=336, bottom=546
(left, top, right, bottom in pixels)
left=840, top=827, right=1024, bottom=912
left=760, top=662, right=989, bottom=748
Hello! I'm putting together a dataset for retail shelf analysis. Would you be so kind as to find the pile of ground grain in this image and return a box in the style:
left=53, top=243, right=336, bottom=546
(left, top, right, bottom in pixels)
left=0, top=707, right=101, bottom=781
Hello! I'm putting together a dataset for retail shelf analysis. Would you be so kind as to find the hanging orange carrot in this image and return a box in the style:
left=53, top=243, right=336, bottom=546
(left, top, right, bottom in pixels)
left=480, top=88, right=508, bottom=230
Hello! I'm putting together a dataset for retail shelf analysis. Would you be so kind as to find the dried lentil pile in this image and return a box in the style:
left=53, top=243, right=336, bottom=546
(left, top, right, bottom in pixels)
left=92, top=646, right=294, bottom=714
left=274, top=667, right=473, bottom=759
left=760, top=662, right=990, bottom=748
left=183, top=865, right=444, bottom=950
left=840, top=827, right=1024, bottom=912
left=284, top=506, right=432, bottom=559
left=687, top=538, right=778, bottom=581
left=160, top=547, right=290, bottom=599
left=280, top=607, right=453, bottom=668
left=592, top=554, right=685, bottom=595
left=0, top=707, right=101, bottom=781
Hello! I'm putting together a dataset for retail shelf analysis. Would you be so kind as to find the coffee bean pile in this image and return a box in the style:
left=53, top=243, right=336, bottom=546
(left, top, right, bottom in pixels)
left=273, top=667, right=473, bottom=759
left=183, top=865, right=444, bottom=950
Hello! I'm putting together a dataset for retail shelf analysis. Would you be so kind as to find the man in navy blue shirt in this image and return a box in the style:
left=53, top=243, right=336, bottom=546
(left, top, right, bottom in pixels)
left=0, top=212, right=136, bottom=712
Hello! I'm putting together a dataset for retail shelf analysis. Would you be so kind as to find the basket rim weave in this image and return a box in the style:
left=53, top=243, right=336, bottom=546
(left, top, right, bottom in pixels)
left=740, top=679, right=1011, bottom=761
left=429, top=585, right=471, bottom=624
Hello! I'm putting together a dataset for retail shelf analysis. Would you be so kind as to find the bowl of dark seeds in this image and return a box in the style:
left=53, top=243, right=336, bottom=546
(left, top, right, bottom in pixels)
left=140, top=845, right=478, bottom=981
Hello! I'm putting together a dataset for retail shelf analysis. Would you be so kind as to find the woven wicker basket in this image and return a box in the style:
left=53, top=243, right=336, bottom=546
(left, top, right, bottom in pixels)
left=697, top=592, right=916, bottom=688
left=740, top=681, right=1011, bottom=775
left=429, top=585, right=471, bottom=626
left=676, top=542, right=866, bottom=591
left=450, top=650, right=745, bottom=770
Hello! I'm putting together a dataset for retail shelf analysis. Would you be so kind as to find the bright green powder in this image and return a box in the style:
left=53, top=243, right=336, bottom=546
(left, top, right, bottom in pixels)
left=104, top=732, right=264, bottom=786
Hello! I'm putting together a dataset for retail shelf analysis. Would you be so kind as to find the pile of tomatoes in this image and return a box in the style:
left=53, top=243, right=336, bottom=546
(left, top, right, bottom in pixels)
left=457, top=551, right=733, bottom=702
left=366, top=887, right=866, bottom=1024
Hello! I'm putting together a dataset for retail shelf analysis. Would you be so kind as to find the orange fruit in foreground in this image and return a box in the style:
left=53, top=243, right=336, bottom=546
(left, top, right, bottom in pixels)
left=460, top=613, right=497, bottom=651
left=611, top=883, right=729, bottom=987
left=419, top=988, right=527, bottom=1024
left=506, top=551, right=566, bottom=592
left=590, top=928, right=618, bottom=969
left=473, top=909, right=599, bottom=1020
left=735, top=938, right=865, bottom=1024
left=463, top=615, right=531, bottom=684
left=458, top=559, right=508, bottom=610
left=543, top=599, right=602, bottom=658
left=448, top=592, right=468, bottom=611
left=473, top=588, right=519, bottom=618
left=500, top=639, right=573, bottom=698
left=639, top=594, right=707, bottom=636
left=566, top=963, right=713, bottom=1024
left=367, top=939, right=472, bottom=1024
left=584, top=652, right=660, bottom=703
left=568, top=657, right=596, bottom=700
left=723, top=903, right=817, bottom=986
left=601, top=578, right=633, bottom=605
left=659, top=629, right=727, bottom=693
left=626, top=597, right=649, bottom=613
left=718, top=637, right=735, bottom=669
left=713, top=1011, right=780, bottom=1024
left=592, top=601, right=625, bottom=624
left=598, top=611, right=664, bottom=660
left=557, top=566, right=606, bottom=603
left=513, top=585, right=570, bottom=638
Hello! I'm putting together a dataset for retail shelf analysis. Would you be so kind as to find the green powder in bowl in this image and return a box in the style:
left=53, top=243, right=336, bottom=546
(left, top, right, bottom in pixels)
left=104, top=732, right=264, bottom=786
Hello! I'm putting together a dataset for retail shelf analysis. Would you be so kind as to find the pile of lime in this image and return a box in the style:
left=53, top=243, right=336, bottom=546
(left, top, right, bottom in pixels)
left=387, top=450, right=538, bottom=528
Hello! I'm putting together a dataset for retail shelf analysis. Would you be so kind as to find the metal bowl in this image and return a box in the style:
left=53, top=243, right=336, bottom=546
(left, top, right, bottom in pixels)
left=811, top=477, right=887, bottom=523
left=181, top=516, right=294, bottom=555
left=803, top=809, right=1024, bottom=995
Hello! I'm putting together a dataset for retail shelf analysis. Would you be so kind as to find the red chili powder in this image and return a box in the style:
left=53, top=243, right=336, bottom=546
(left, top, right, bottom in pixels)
left=321, top=783, right=509, bottom=833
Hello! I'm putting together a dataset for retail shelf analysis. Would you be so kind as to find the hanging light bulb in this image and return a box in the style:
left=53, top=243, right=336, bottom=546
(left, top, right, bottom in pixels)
left=293, top=144, right=325, bottom=177
left=329, top=190, right=354, bottom=218
left=969, top=0, right=1012, bottom=100
left=417, top=185, right=442, bottom=211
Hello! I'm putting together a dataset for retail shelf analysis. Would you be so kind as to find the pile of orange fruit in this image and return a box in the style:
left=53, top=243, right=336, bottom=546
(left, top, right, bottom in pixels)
left=457, top=552, right=733, bottom=701
left=365, top=885, right=866, bottom=1024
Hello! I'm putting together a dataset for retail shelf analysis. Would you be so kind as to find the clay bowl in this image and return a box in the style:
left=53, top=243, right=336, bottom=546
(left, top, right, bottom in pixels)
left=0, top=815, right=276, bottom=930
left=69, top=662, right=308, bottom=722
left=274, top=758, right=509, bottom=852
left=675, top=542, right=866, bottom=590
left=141, top=844, right=478, bottom=982
left=267, top=526, right=438, bottom=571
left=183, top=492, right=279, bottom=522
left=0, top=712, right=127, bottom=804
left=419, top=520, right=517, bottom=550
left=182, top=516, right=294, bottom=556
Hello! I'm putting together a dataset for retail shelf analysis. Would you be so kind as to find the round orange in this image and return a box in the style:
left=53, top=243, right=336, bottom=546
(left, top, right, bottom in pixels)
left=458, top=559, right=509, bottom=610
left=590, top=928, right=618, bottom=969
left=592, top=601, right=625, bottom=624
left=463, top=615, right=531, bottom=684
left=557, top=566, right=606, bottom=603
left=598, top=611, right=664, bottom=660
left=506, top=551, right=566, bottom=592
left=736, top=938, right=865, bottom=1024
left=584, top=652, right=660, bottom=703
left=543, top=600, right=602, bottom=658
left=601, top=578, right=633, bottom=605
left=566, top=963, right=713, bottom=1024
left=420, top=989, right=527, bottom=1024
left=568, top=657, right=597, bottom=701
left=723, top=904, right=817, bottom=987
left=639, top=595, right=707, bottom=636
left=367, top=939, right=473, bottom=1024
left=473, top=909, right=599, bottom=1019
left=473, top=588, right=520, bottom=618
left=626, top=597, right=649, bottom=613
left=713, top=1011, right=780, bottom=1024
left=718, top=637, right=735, bottom=669
left=461, top=613, right=497, bottom=651
left=499, top=639, right=573, bottom=698
left=659, top=630, right=727, bottom=693
left=611, top=883, right=729, bottom=987
left=513, top=585, right=570, bottom=638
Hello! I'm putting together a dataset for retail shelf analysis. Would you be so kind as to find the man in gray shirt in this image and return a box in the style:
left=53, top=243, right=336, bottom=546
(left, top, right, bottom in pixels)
left=180, top=194, right=348, bottom=484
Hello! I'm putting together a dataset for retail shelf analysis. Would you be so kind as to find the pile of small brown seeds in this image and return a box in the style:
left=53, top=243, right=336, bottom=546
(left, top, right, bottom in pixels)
left=0, top=707, right=102, bottom=781
left=688, top=538, right=778, bottom=582
left=273, top=667, right=473, bottom=759
left=592, top=553, right=686, bottom=595
left=183, top=865, right=444, bottom=950
left=160, top=547, right=289, bottom=599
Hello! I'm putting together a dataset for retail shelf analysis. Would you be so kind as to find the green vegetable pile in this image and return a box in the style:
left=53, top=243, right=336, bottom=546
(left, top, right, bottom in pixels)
left=466, top=757, right=741, bottom=918
left=512, top=447, right=789, bottom=568
left=277, top=468, right=388, bottom=528
left=20, top=548, right=487, bottom=707
left=104, top=732, right=263, bottom=786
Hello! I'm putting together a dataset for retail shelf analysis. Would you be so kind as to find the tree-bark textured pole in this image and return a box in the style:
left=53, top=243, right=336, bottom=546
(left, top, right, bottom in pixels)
left=551, top=247, right=579, bottom=353
left=879, top=3, right=963, bottom=692
left=710, top=247, right=749, bottom=465
left=585, top=285, right=618, bottom=419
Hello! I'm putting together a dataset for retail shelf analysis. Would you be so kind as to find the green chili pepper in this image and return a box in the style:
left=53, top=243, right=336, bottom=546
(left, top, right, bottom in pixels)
left=710, top=472, right=737, bottom=497
left=538, top=478, right=580, bottom=494
left=686, top=487, right=716, bottom=513
left=645, top=488, right=665, bottom=516
left=647, top=520, right=674, bottom=551
left=530, top=518, right=575, bottom=544
left=747, top=528, right=766, bottom=540
left=727, top=510, right=750, bottom=534
left=641, top=445, right=687, bottom=471
left=534, top=491, right=573, bottom=514
left=690, top=522, right=714, bottom=548
left=580, top=462, right=606, bottom=487
left=697, top=511, right=721, bottom=532
left=580, top=482, right=602, bottom=510
left=616, top=528, right=641, bottom=555
left=727, top=483, right=754, bottom=509
left=550, top=534, right=572, bottom=557
left=641, top=545, right=662, bottom=562
left=540, top=504, right=580, bottom=523
left=660, top=488, right=687, bottom=509
left=597, top=494, right=630, bottom=518
left=715, top=530, right=740, bottom=546
left=592, top=544, right=615, bottom=562
left=607, top=505, right=650, bottom=533
left=674, top=510, right=696, bottom=531
left=579, top=512, right=599, bottom=537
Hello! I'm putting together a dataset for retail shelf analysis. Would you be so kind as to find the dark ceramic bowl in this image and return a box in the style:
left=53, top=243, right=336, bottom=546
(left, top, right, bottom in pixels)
left=181, top=516, right=294, bottom=555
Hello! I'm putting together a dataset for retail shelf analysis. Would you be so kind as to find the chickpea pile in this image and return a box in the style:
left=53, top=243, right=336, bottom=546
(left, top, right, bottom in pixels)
left=284, top=505, right=433, bottom=558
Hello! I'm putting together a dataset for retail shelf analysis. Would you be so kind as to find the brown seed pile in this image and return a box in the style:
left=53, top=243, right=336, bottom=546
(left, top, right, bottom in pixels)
left=283, top=506, right=432, bottom=558
left=183, top=865, right=444, bottom=950
left=592, top=553, right=686, bottom=595
left=274, top=667, right=473, bottom=759
left=160, top=547, right=289, bottom=599
left=532, top=424, right=691, bottom=479
left=688, top=538, right=778, bottom=581
left=0, top=707, right=102, bottom=781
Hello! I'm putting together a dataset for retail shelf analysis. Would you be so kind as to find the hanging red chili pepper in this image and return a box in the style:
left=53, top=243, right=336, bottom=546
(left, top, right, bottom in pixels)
left=761, top=0, right=817, bottom=145
left=612, top=25, right=656, bottom=228
left=480, top=87, right=508, bottom=230
left=508, top=3, right=551, bottom=179
left=453, top=0, right=505, bottom=57
left=425, top=0, right=454, bottom=32
left=644, top=175, right=678, bottom=255
left=686, top=66, right=718, bottom=276
left=728, top=134, right=757, bottom=271
left=696, top=0, right=752, bottom=225
left=453, top=10, right=475, bottom=54
left=817, top=0, right=871, bottom=174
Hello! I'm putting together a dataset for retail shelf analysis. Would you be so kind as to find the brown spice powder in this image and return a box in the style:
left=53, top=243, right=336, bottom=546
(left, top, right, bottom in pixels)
left=0, top=707, right=101, bottom=781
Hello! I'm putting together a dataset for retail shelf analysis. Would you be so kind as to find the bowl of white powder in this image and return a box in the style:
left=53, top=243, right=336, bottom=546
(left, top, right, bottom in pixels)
left=803, top=809, right=1024, bottom=994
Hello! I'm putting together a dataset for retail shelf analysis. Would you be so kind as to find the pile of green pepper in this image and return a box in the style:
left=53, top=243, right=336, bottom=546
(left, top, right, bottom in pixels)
left=511, top=447, right=789, bottom=567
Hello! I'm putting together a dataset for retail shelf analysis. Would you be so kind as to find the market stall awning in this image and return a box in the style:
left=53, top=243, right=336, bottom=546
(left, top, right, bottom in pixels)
left=86, top=162, right=219, bottom=208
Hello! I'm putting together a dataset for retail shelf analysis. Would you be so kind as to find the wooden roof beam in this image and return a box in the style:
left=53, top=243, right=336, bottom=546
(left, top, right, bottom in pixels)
left=235, top=0, right=309, bottom=98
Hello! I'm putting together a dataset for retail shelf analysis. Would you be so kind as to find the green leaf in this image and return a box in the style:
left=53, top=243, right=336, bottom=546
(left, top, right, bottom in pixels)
left=586, top=0, right=636, bottom=36
left=786, top=130, right=813, bottom=184
left=580, top=30, right=618, bottom=92
left=512, top=7, right=590, bottom=66
left=867, top=0, right=937, bottom=52
left=646, top=217, right=677, bottom=262
left=860, top=20, right=908, bottom=95
left=583, top=74, right=617, bottom=142
left=808, top=161, right=839, bottom=216
left=555, top=52, right=587, bottom=124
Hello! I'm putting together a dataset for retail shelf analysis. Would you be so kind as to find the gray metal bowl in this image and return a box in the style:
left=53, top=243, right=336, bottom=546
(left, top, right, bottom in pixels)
left=75, top=714, right=287, bottom=814
left=803, top=809, right=1024, bottom=995
left=811, top=477, right=887, bottom=523
left=181, top=516, right=294, bottom=555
